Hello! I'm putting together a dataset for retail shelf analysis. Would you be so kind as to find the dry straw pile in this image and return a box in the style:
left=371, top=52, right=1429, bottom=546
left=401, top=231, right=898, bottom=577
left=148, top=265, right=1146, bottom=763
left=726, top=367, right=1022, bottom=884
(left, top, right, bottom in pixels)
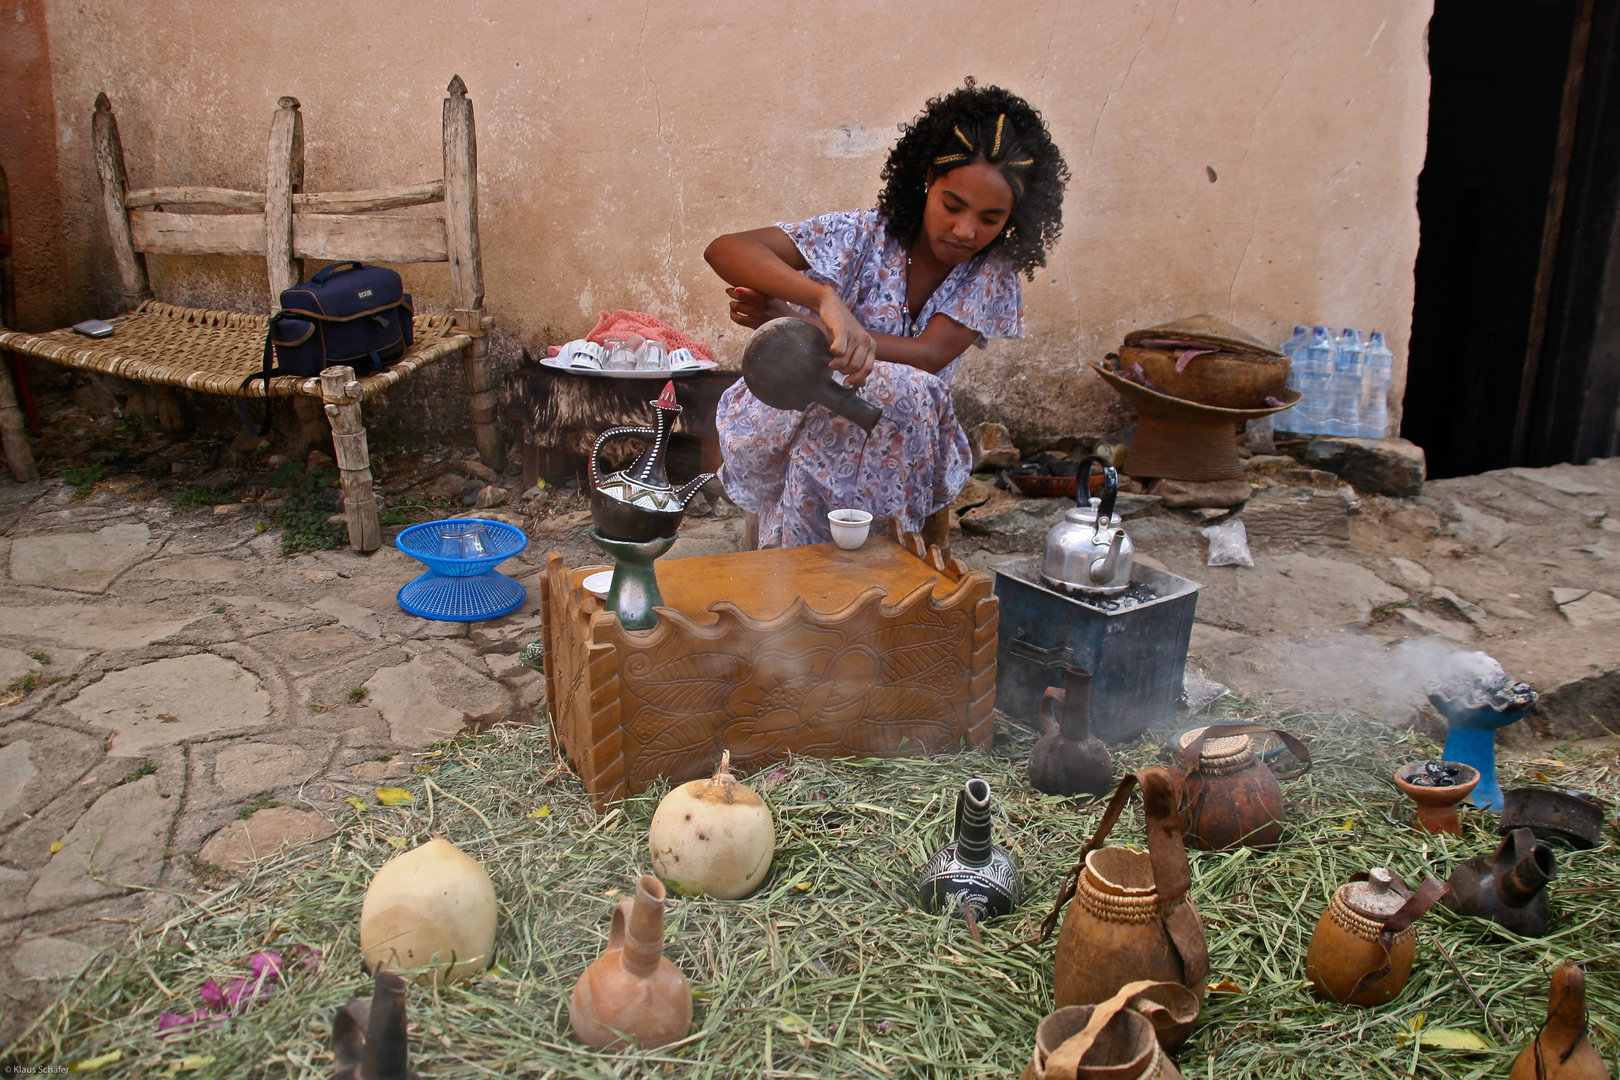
left=7, top=699, right=1617, bottom=1079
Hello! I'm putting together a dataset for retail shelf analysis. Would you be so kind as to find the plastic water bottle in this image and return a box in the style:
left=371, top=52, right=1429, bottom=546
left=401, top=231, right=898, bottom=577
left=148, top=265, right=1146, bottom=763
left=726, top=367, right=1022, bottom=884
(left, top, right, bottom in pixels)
left=1326, top=328, right=1365, bottom=437
left=1360, top=331, right=1393, bottom=438
left=1275, top=325, right=1310, bottom=432
left=1296, top=326, right=1336, bottom=433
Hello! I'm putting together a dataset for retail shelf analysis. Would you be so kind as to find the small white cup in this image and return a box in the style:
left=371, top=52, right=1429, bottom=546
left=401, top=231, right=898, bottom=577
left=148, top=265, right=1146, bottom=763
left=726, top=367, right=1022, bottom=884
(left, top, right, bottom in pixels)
left=828, top=508, right=873, bottom=549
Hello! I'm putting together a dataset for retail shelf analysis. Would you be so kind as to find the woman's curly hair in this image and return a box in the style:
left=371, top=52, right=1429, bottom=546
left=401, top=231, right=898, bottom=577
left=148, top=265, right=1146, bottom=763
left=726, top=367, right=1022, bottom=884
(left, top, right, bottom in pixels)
left=876, top=80, right=1069, bottom=280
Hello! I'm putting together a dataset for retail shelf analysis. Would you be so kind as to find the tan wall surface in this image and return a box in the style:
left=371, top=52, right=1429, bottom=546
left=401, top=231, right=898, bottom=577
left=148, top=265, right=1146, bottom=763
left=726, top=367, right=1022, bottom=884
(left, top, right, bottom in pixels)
left=38, top=0, right=1433, bottom=444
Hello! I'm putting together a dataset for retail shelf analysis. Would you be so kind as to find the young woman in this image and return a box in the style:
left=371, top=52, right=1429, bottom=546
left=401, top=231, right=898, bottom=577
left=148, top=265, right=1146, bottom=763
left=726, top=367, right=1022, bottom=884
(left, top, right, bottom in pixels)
left=705, top=80, right=1069, bottom=548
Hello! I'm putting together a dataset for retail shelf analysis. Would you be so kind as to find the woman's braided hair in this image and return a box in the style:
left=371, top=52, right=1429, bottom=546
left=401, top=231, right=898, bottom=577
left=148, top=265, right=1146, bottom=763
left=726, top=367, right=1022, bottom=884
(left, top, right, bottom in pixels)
left=876, top=80, right=1069, bottom=280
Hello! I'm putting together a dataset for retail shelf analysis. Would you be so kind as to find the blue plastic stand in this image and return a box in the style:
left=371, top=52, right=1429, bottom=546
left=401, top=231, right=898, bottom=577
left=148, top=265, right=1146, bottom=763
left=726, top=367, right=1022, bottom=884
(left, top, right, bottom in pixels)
left=1441, top=724, right=1506, bottom=812
left=393, top=518, right=529, bottom=623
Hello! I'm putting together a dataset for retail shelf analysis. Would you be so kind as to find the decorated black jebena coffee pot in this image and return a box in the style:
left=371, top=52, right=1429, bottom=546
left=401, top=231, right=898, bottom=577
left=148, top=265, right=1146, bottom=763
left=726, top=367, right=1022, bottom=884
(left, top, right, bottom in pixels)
left=589, top=380, right=715, bottom=544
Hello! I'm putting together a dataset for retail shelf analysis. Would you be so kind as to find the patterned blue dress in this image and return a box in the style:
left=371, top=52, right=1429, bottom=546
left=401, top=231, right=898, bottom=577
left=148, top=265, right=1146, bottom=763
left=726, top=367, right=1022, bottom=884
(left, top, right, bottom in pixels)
left=716, top=209, right=1025, bottom=547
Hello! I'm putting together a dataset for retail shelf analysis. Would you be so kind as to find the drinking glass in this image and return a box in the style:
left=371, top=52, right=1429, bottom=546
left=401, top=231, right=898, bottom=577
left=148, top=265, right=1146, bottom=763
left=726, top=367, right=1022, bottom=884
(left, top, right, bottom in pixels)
left=638, top=340, right=669, bottom=371
left=602, top=338, right=637, bottom=371
left=459, top=523, right=489, bottom=558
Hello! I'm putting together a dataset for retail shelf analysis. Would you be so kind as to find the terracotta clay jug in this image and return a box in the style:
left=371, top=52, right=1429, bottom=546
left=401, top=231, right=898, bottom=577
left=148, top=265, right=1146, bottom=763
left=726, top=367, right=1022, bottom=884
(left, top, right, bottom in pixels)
left=1510, top=962, right=1611, bottom=1080
left=1304, top=867, right=1448, bottom=1006
left=1019, top=981, right=1195, bottom=1080
left=1174, top=723, right=1311, bottom=851
left=1443, top=827, right=1556, bottom=938
left=332, top=969, right=418, bottom=1080
left=569, top=875, right=692, bottom=1050
left=1042, top=768, right=1210, bottom=1009
left=1028, top=666, right=1114, bottom=797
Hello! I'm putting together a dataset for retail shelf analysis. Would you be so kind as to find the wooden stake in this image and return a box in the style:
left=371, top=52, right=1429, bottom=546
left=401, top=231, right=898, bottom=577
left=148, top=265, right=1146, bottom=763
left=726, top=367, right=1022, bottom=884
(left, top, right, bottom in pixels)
left=265, top=96, right=304, bottom=305
left=0, top=356, right=37, bottom=481
left=92, top=93, right=151, bottom=309
left=443, top=76, right=504, bottom=471
left=320, top=365, right=380, bottom=552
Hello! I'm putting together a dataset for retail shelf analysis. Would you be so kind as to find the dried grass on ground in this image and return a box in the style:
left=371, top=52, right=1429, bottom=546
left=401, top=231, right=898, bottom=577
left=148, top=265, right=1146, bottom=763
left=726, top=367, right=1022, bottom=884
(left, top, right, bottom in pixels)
left=6, top=699, right=1617, bottom=1079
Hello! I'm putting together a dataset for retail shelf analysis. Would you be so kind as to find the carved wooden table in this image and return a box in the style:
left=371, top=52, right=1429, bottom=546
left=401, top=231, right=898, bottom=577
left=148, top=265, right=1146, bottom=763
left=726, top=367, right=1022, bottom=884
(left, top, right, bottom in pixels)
left=539, top=526, right=999, bottom=809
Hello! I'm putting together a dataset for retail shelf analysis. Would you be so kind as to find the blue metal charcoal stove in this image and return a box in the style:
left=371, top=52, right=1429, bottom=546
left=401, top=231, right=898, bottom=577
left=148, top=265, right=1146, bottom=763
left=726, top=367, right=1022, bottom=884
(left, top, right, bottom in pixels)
left=991, top=558, right=1202, bottom=743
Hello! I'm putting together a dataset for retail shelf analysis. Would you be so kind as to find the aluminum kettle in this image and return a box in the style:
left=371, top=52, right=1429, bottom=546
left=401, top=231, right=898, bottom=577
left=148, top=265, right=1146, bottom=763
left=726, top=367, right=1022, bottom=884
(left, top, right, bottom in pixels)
left=1041, top=456, right=1133, bottom=597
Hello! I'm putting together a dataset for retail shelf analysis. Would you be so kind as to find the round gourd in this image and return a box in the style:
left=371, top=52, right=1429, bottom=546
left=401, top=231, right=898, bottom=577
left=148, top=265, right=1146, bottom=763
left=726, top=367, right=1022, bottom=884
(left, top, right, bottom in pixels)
left=648, top=751, right=775, bottom=900
left=360, top=838, right=497, bottom=984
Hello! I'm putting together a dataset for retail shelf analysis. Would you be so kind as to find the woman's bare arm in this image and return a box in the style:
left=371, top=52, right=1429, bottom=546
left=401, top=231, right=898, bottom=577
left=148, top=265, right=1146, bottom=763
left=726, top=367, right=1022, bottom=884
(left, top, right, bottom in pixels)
left=710, top=228, right=982, bottom=377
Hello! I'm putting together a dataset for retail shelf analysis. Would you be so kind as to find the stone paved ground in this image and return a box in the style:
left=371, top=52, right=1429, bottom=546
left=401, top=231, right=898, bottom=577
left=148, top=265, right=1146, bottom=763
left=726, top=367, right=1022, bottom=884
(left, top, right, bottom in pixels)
left=1, top=420, right=1616, bottom=1044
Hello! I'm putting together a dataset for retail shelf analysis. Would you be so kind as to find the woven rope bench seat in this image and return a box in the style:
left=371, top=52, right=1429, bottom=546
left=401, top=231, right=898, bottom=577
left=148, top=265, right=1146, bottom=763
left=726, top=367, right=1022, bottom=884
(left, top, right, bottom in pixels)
left=0, top=301, right=473, bottom=402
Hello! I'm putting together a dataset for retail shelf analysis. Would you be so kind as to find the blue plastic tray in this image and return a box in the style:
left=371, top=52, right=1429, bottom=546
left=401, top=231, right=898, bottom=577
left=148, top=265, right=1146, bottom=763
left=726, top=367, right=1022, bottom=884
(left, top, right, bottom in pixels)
left=395, top=518, right=528, bottom=577
left=398, top=570, right=527, bottom=622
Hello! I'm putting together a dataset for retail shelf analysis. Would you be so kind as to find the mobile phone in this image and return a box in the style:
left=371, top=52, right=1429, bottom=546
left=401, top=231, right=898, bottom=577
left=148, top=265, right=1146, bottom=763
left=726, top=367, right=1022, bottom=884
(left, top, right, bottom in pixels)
left=72, top=319, right=115, bottom=339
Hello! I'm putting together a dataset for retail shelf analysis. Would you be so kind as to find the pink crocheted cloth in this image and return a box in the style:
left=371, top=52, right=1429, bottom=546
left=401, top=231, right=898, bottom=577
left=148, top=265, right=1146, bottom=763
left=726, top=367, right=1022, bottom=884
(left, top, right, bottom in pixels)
left=545, top=309, right=717, bottom=363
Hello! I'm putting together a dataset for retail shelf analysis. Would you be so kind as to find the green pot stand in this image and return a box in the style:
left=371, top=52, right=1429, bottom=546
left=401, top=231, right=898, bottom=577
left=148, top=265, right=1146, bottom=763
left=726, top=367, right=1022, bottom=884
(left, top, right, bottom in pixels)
left=588, top=527, right=678, bottom=630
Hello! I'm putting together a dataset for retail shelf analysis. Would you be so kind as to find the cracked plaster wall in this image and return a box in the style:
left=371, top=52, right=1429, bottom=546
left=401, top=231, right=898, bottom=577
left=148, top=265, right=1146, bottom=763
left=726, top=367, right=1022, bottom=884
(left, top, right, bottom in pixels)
left=34, top=0, right=1432, bottom=446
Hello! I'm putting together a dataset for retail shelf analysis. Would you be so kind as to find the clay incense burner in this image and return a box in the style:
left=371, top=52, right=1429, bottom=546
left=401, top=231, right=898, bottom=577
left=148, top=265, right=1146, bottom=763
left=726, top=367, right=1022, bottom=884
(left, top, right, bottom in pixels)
left=1443, top=827, right=1556, bottom=938
left=1394, top=760, right=1481, bottom=835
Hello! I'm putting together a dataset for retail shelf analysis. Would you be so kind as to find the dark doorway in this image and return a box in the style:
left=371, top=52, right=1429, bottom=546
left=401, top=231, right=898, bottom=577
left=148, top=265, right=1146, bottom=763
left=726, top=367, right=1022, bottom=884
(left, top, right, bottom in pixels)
left=1405, top=0, right=1620, bottom=478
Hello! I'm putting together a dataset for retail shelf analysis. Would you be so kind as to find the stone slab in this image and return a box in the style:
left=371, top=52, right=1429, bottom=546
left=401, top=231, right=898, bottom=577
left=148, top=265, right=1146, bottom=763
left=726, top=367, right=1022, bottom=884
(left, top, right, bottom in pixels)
left=1387, top=557, right=1432, bottom=592
left=1553, top=588, right=1620, bottom=629
left=1240, top=486, right=1358, bottom=543
left=11, top=937, right=97, bottom=982
left=197, top=807, right=335, bottom=873
left=311, top=596, right=382, bottom=640
left=25, top=776, right=173, bottom=912
left=958, top=492, right=1070, bottom=551
left=8, top=523, right=155, bottom=593
left=0, top=647, right=40, bottom=689
left=1400, top=606, right=1477, bottom=643
left=0, top=741, right=40, bottom=826
left=0, top=604, right=199, bottom=650
left=146, top=556, right=251, bottom=583
left=63, top=654, right=271, bottom=755
left=212, top=742, right=324, bottom=799
left=363, top=653, right=510, bottom=746
left=1304, top=436, right=1426, bottom=497
left=1505, top=467, right=1604, bottom=497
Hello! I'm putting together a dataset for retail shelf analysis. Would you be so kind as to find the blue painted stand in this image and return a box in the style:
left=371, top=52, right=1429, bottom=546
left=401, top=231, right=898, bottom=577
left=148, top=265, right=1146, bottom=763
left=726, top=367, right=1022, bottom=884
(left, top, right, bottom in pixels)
left=1430, top=695, right=1537, bottom=812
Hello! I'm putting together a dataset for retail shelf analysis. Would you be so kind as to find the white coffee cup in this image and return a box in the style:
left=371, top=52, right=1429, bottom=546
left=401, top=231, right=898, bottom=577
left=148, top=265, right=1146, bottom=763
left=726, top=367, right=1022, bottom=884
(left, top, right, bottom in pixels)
left=828, top=508, right=873, bottom=549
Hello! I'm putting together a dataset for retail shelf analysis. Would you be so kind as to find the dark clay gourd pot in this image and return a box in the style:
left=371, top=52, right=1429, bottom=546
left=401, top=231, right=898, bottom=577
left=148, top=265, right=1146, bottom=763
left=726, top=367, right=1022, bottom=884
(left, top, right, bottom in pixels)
left=741, top=317, right=884, bottom=433
left=1028, top=666, right=1114, bottom=797
left=1174, top=723, right=1311, bottom=851
left=1443, top=827, right=1556, bottom=938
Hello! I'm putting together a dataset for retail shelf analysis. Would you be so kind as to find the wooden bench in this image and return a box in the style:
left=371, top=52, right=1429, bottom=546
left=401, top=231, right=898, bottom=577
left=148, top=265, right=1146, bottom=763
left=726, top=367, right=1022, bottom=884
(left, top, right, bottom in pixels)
left=0, top=76, right=502, bottom=551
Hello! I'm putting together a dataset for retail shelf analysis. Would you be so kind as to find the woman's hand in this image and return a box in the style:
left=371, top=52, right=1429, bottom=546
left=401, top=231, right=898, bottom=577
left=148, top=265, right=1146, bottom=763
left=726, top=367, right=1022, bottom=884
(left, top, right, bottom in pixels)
left=816, top=292, right=877, bottom=387
left=725, top=287, right=796, bottom=330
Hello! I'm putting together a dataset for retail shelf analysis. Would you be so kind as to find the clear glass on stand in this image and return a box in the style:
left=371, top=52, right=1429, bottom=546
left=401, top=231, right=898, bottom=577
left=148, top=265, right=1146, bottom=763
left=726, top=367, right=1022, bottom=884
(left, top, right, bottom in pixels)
left=459, top=523, right=489, bottom=558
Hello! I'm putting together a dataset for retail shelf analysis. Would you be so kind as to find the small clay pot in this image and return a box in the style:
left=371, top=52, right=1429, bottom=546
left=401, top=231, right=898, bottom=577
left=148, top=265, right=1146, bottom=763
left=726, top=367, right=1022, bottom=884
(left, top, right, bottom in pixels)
left=1305, top=868, right=1448, bottom=1007
left=1509, top=962, right=1611, bottom=1080
left=569, top=875, right=692, bottom=1049
left=1175, top=724, right=1311, bottom=850
left=1028, top=666, right=1114, bottom=797
left=1394, top=760, right=1480, bottom=835
left=1443, top=827, right=1556, bottom=938
left=1019, top=1003, right=1184, bottom=1080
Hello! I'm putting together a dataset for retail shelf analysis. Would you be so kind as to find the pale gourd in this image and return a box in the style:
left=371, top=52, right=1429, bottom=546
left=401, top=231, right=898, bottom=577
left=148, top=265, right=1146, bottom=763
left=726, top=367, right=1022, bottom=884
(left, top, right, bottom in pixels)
left=648, top=751, right=775, bottom=900
left=360, top=838, right=497, bottom=984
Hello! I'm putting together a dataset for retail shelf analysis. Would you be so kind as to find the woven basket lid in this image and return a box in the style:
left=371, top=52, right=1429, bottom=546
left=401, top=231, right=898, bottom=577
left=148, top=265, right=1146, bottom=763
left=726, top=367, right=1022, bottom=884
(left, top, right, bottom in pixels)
left=1178, top=728, right=1251, bottom=763
left=1340, top=868, right=1409, bottom=919
left=1123, top=314, right=1285, bottom=358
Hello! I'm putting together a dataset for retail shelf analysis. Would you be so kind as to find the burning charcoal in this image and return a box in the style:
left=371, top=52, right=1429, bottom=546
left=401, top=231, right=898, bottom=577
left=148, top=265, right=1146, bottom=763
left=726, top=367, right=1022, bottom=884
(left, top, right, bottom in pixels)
left=1423, top=652, right=1535, bottom=714
left=1409, top=760, right=1463, bottom=787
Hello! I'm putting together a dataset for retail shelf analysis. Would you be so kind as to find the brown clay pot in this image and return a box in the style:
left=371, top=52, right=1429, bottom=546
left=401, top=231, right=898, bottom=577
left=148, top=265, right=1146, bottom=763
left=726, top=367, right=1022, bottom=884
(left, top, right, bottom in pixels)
left=569, top=875, right=692, bottom=1049
left=1510, top=962, right=1611, bottom=1080
left=1304, top=868, right=1447, bottom=1007
left=1175, top=723, right=1311, bottom=851
left=1019, top=1003, right=1185, bottom=1080
left=1393, top=760, right=1480, bottom=835
left=1047, top=768, right=1209, bottom=1010
left=332, top=969, right=418, bottom=1080
left=1028, top=666, right=1114, bottom=797
left=1443, top=827, right=1556, bottom=938
left=1119, top=344, right=1289, bottom=410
